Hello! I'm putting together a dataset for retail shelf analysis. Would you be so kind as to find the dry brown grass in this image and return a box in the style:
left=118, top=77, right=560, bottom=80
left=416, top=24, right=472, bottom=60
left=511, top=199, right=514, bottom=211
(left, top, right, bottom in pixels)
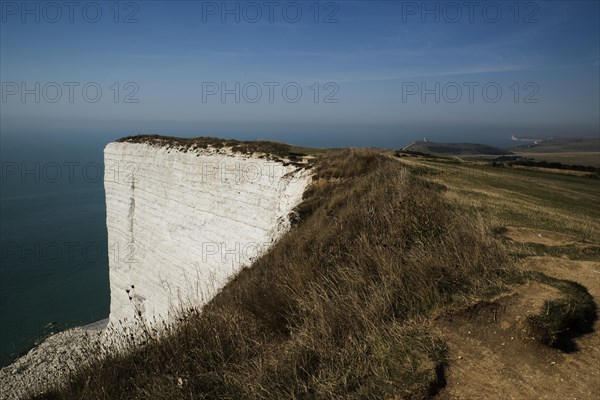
left=35, top=149, right=520, bottom=400
left=116, top=134, right=329, bottom=163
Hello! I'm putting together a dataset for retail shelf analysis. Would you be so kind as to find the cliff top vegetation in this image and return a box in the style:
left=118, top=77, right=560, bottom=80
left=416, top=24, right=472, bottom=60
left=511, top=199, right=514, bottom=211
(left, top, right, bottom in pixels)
left=117, top=134, right=333, bottom=164
left=33, top=145, right=597, bottom=399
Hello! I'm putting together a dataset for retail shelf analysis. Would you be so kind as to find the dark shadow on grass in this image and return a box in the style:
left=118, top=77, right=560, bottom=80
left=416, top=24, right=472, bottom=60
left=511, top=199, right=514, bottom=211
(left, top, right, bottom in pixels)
left=426, top=363, right=447, bottom=399
left=528, top=272, right=598, bottom=353
left=551, top=299, right=597, bottom=354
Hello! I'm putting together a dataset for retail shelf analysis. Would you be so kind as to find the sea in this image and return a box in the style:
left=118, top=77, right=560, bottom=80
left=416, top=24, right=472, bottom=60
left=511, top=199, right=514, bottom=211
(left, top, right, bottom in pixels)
left=0, top=133, right=117, bottom=367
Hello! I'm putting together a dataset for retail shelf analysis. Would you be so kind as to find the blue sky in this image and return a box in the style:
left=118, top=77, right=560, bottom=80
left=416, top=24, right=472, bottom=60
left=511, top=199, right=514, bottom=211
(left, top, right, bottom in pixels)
left=1, top=0, right=599, bottom=147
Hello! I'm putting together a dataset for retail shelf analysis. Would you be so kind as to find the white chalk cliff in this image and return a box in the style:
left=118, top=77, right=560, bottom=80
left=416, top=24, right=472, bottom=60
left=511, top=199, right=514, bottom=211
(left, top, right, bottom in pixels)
left=103, top=140, right=311, bottom=327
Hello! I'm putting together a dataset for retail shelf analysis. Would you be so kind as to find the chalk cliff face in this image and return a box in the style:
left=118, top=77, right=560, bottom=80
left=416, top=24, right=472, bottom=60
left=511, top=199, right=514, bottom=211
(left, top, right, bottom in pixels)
left=103, top=141, right=310, bottom=326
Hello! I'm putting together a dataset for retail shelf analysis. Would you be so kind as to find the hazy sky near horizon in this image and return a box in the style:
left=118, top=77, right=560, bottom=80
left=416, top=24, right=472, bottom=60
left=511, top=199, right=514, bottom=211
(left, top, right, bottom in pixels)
left=1, top=0, right=599, bottom=147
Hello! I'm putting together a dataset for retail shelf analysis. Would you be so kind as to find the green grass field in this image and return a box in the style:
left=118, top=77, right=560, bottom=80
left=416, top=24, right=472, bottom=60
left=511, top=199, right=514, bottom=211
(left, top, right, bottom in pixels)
left=397, top=155, right=600, bottom=242
left=513, top=151, right=600, bottom=167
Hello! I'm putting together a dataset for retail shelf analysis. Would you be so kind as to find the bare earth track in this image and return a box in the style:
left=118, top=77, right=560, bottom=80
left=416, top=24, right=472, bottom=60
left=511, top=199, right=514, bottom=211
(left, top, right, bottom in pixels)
left=434, top=231, right=600, bottom=400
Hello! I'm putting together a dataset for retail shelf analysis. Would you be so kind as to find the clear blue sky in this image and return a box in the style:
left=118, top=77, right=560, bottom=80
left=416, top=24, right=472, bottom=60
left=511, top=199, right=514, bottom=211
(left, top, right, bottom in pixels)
left=1, top=0, right=599, bottom=147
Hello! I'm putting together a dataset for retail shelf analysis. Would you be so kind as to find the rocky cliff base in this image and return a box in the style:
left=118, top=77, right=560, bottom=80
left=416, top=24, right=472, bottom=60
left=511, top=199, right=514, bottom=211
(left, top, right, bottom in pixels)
left=0, top=322, right=105, bottom=400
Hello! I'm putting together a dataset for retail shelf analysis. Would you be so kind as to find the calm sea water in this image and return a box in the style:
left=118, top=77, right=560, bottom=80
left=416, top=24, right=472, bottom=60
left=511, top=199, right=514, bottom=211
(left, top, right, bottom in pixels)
left=0, top=133, right=114, bottom=367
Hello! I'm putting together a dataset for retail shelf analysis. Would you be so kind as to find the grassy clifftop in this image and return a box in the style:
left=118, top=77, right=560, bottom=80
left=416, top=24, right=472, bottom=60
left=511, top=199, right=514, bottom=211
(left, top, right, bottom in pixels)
left=27, top=147, right=599, bottom=399
left=35, top=149, right=526, bottom=399
left=403, top=141, right=511, bottom=156
left=116, top=134, right=333, bottom=162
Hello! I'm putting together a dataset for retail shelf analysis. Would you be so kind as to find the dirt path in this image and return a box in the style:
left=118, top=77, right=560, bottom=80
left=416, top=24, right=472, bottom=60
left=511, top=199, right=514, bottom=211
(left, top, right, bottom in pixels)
left=504, top=226, right=583, bottom=247
left=433, top=251, right=600, bottom=399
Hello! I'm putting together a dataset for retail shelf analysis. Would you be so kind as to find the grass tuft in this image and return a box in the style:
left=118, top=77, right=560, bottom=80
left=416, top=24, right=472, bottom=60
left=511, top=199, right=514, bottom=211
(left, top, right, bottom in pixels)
left=527, top=272, right=597, bottom=350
